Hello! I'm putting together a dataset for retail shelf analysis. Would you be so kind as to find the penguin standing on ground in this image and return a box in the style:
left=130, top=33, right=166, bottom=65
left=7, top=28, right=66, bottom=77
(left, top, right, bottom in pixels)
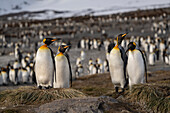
left=75, top=63, right=84, bottom=78
left=1, top=68, right=8, bottom=85
left=22, top=68, right=29, bottom=83
left=53, top=45, right=72, bottom=88
left=9, top=66, right=17, bottom=85
left=148, top=52, right=156, bottom=66
left=109, top=33, right=127, bottom=93
left=89, top=63, right=96, bottom=75
left=0, top=71, right=3, bottom=85
left=35, top=38, right=57, bottom=89
left=126, top=42, right=147, bottom=90
left=80, top=50, right=86, bottom=61
left=17, top=67, right=23, bottom=84
left=103, top=59, right=109, bottom=72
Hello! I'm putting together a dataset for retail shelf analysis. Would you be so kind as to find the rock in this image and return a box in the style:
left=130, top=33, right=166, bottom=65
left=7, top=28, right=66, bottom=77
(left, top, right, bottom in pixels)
left=35, top=96, right=120, bottom=113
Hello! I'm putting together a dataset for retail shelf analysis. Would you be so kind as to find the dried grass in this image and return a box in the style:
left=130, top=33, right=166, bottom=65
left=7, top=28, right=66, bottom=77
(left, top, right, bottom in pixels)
left=0, top=86, right=86, bottom=107
left=125, top=80, right=170, bottom=113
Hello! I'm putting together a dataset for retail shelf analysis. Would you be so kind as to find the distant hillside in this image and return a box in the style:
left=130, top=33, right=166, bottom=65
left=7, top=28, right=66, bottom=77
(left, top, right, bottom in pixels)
left=0, top=0, right=170, bottom=20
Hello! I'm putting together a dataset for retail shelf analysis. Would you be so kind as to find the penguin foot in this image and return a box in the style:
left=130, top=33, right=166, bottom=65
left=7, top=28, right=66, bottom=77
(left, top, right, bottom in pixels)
left=38, top=86, right=42, bottom=89
left=45, top=86, right=52, bottom=89
left=115, top=87, right=119, bottom=93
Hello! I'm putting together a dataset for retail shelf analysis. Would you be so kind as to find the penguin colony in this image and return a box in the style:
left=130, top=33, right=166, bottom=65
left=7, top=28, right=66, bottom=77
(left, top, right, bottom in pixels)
left=0, top=53, right=36, bottom=85
left=0, top=8, right=170, bottom=92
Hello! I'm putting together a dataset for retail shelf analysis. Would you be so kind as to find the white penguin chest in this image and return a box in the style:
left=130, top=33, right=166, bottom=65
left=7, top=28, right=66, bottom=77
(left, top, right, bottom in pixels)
left=109, top=49, right=123, bottom=67
left=54, top=55, right=70, bottom=88
left=35, top=49, right=53, bottom=72
left=55, top=55, right=68, bottom=68
left=127, top=50, right=145, bottom=77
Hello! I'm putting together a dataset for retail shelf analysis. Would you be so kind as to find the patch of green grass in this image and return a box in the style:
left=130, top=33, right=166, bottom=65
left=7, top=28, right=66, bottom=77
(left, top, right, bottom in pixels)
left=0, top=86, right=86, bottom=107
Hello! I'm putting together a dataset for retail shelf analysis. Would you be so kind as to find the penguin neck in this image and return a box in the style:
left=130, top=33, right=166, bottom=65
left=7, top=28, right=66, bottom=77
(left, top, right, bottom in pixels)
left=129, top=48, right=136, bottom=52
left=114, top=44, right=119, bottom=50
left=57, top=52, right=64, bottom=56
left=40, top=44, right=49, bottom=49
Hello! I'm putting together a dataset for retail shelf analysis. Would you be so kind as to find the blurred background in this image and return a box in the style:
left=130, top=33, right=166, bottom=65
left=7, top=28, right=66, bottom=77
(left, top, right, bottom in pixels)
left=0, top=0, right=170, bottom=88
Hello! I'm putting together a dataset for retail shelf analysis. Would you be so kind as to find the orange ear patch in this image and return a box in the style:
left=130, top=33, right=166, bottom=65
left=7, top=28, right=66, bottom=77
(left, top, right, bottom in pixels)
left=133, top=42, right=136, bottom=46
left=43, top=39, right=46, bottom=43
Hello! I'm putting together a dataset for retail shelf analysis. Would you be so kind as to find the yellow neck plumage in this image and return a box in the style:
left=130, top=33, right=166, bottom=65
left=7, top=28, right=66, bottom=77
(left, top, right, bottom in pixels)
left=40, top=44, right=48, bottom=49
left=57, top=52, right=64, bottom=56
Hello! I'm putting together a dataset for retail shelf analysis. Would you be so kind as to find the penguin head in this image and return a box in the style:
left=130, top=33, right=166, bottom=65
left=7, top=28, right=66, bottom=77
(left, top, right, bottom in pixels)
left=116, top=33, right=128, bottom=45
left=43, top=38, right=57, bottom=46
left=10, top=66, right=14, bottom=69
left=126, top=42, right=136, bottom=52
left=58, top=45, right=70, bottom=53
left=1, top=67, right=7, bottom=72
left=6, top=63, right=11, bottom=69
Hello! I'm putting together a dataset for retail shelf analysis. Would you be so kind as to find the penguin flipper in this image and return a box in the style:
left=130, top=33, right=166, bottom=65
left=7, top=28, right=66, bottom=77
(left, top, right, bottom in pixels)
left=119, top=46, right=127, bottom=80
left=32, top=61, right=37, bottom=84
left=64, top=53, right=72, bottom=87
left=108, top=43, right=115, bottom=53
left=49, top=48, right=56, bottom=85
left=139, top=49, right=147, bottom=83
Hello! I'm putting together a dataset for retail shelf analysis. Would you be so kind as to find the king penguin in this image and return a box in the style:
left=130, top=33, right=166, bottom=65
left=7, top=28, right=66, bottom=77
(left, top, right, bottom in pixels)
left=0, top=71, right=3, bottom=85
left=1, top=68, right=8, bottom=85
left=126, top=42, right=147, bottom=90
left=35, top=38, right=56, bottom=89
left=53, top=45, right=72, bottom=88
left=109, top=33, right=128, bottom=93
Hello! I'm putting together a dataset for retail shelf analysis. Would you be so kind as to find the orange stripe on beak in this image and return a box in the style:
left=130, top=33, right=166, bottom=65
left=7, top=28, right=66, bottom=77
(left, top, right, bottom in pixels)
left=122, top=33, right=127, bottom=37
left=51, top=39, right=57, bottom=42
left=64, top=46, right=69, bottom=49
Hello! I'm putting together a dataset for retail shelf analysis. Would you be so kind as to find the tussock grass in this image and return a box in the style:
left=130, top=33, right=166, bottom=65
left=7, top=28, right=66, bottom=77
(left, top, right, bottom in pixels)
left=0, top=86, right=86, bottom=107
left=125, top=80, right=170, bottom=113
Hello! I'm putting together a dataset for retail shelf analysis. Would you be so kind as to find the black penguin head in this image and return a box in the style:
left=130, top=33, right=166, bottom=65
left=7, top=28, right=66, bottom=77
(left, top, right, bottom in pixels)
left=10, top=66, right=14, bottom=69
left=1, top=67, right=6, bottom=72
left=43, top=38, right=57, bottom=46
left=126, top=42, right=136, bottom=52
left=117, top=33, right=127, bottom=45
left=58, top=45, right=70, bottom=53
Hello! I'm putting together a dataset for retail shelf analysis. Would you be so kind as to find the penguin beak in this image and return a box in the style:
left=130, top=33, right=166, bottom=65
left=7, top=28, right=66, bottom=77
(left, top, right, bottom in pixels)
left=122, top=32, right=128, bottom=37
left=64, top=45, right=70, bottom=49
left=51, top=39, right=57, bottom=42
